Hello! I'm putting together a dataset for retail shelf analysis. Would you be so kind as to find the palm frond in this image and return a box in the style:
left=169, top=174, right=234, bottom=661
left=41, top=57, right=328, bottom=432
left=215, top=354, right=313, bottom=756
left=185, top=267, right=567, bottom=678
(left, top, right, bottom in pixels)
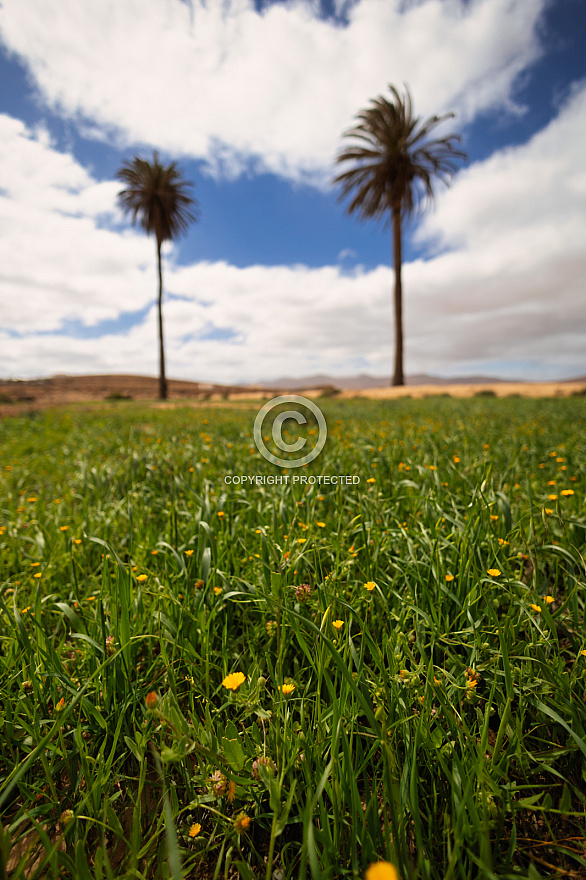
left=116, top=151, right=198, bottom=244
left=333, top=84, right=466, bottom=221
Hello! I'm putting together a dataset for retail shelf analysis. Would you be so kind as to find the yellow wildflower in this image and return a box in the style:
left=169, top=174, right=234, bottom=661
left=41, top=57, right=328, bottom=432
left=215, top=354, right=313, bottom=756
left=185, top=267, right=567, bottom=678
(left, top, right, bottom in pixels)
left=487, top=569, right=501, bottom=577
left=530, top=604, right=542, bottom=613
left=136, top=574, right=148, bottom=582
left=222, top=672, right=246, bottom=691
left=189, top=822, right=201, bottom=838
left=279, top=683, right=295, bottom=694
left=445, top=574, right=454, bottom=582
left=364, top=581, right=377, bottom=592
left=332, top=620, right=344, bottom=630
left=365, top=861, right=400, bottom=880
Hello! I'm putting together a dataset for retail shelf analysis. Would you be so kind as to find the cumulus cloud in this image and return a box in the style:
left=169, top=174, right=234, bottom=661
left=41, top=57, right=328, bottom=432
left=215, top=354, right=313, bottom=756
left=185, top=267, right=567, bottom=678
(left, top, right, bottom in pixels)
left=0, top=113, right=157, bottom=332
left=0, top=0, right=546, bottom=184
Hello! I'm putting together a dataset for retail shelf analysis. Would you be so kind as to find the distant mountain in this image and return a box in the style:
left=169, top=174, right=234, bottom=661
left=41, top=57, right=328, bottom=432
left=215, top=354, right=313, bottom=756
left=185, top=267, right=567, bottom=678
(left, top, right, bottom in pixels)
left=249, top=373, right=513, bottom=391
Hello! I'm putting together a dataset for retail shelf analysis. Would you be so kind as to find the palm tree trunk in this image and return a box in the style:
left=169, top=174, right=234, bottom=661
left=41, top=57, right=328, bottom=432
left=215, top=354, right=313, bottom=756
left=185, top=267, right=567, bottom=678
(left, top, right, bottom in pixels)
left=157, top=239, right=167, bottom=400
left=392, top=207, right=404, bottom=386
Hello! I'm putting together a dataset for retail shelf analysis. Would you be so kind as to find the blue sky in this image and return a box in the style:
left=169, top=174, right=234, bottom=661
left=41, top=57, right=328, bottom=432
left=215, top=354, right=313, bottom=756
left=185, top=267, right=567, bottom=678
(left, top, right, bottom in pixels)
left=0, top=0, right=585, bottom=383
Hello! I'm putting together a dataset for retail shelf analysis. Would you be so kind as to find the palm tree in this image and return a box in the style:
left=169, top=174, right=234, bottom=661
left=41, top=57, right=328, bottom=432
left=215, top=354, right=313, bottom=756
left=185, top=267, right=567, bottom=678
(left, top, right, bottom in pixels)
left=116, top=151, right=197, bottom=400
left=333, top=85, right=466, bottom=386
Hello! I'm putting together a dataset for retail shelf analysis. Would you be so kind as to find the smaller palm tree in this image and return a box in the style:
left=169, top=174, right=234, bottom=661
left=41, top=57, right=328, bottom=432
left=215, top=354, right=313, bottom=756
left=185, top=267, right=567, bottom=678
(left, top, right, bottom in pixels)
left=117, top=151, right=198, bottom=400
left=333, top=85, right=466, bottom=386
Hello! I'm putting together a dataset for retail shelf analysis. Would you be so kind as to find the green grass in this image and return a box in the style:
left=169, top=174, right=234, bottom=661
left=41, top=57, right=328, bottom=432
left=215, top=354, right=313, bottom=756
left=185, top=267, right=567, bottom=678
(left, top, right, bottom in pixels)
left=0, top=397, right=585, bottom=880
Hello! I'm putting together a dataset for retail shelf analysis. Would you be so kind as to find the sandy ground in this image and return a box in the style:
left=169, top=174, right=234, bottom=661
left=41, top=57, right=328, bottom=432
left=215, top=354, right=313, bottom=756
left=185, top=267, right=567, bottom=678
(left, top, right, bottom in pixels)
left=1, top=375, right=585, bottom=418
left=338, top=381, right=586, bottom=399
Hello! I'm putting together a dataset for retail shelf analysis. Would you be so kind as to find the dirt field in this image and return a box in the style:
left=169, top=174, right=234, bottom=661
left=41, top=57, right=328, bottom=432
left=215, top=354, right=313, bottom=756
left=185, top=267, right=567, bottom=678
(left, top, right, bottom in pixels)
left=339, top=381, right=586, bottom=399
left=1, top=374, right=585, bottom=418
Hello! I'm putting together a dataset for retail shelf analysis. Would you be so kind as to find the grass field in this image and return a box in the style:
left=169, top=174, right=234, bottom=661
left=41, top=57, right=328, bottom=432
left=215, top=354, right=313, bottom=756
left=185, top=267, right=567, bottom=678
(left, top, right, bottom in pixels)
left=0, top=397, right=585, bottom=880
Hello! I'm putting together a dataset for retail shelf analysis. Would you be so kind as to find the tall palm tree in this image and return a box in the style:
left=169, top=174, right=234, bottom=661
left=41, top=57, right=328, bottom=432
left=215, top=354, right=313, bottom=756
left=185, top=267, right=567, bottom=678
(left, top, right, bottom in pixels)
left=333, top=85, right=466, bottom=386
left=116, top=151, right=197, bottom=400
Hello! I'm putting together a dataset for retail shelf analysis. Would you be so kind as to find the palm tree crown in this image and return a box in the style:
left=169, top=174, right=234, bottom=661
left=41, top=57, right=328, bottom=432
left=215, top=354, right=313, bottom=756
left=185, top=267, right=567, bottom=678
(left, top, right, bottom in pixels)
left=334, top=85, right=465, bottom=220
left=333, top=84, right=466, bottom=385
left=117, top=151, right=197, bottom=245
left=116, top=151, right=197, bottom=400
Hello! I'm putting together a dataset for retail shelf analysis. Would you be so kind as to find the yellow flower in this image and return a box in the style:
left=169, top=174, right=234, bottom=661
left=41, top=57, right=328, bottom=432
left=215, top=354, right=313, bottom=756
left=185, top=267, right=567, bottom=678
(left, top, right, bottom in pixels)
left=580, top=650, right=586, bottom=657
left=317, top=521, right=326, bottom=528
left=136, top=574, right=148, bottom=582
left=445, top=574, right=454, bottom=582
left=297, top=538, right=306, bottom=543
left=543, top=595, right=554, bottom=604
left=487, top=569, right=501, bottom=577
left=489, top=514, right=498, bottom=521
left=189, top=822, right=201, bottom=838
left=30, top=562, right=40, bottom=566
left=530, top=603, right=541, bottom=613
left=332, top=619, right=344, bottom=630
left=59, top=525, right=69, bottom=532
left=279, top=683, right=295, bottom=694
left=466, top=679, right=477, bottom=689
left=497, top=538, right=509, bottom=546
left=234, top=812, right=251, bottom=834
left=560, top=489, right=575, bottom=496
left=222, top=672, right=246, bottom=691
left=74, top=539, right=82, bottom=545
left=453, top=456, right=460, bottom=463
left=364, top=581, right=377, bottom=592
left=544, top=508, right=553, bottom=515
left=213, top=586, right=222, bottom=595
left=227, top=780, right=236, bottom=803
left=185, top=549, right=194, bottom=556
left=365, top=861, right=400, bottom=880
left=548, top=494, right=558, bottom=500
left=366, top=477, right=376, bottom=483
left=33, top=572, right=42, bottom=578
left=55, top=697, right=66, bottom=712
left=217, top=511, right=225, bottom=518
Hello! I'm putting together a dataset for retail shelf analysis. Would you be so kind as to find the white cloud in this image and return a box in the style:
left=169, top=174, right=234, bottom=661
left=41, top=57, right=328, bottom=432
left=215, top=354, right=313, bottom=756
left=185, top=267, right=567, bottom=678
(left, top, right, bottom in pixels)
left=0, top=0, right=546, bottom=184
left=0, top=113, right=158, bottom=332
